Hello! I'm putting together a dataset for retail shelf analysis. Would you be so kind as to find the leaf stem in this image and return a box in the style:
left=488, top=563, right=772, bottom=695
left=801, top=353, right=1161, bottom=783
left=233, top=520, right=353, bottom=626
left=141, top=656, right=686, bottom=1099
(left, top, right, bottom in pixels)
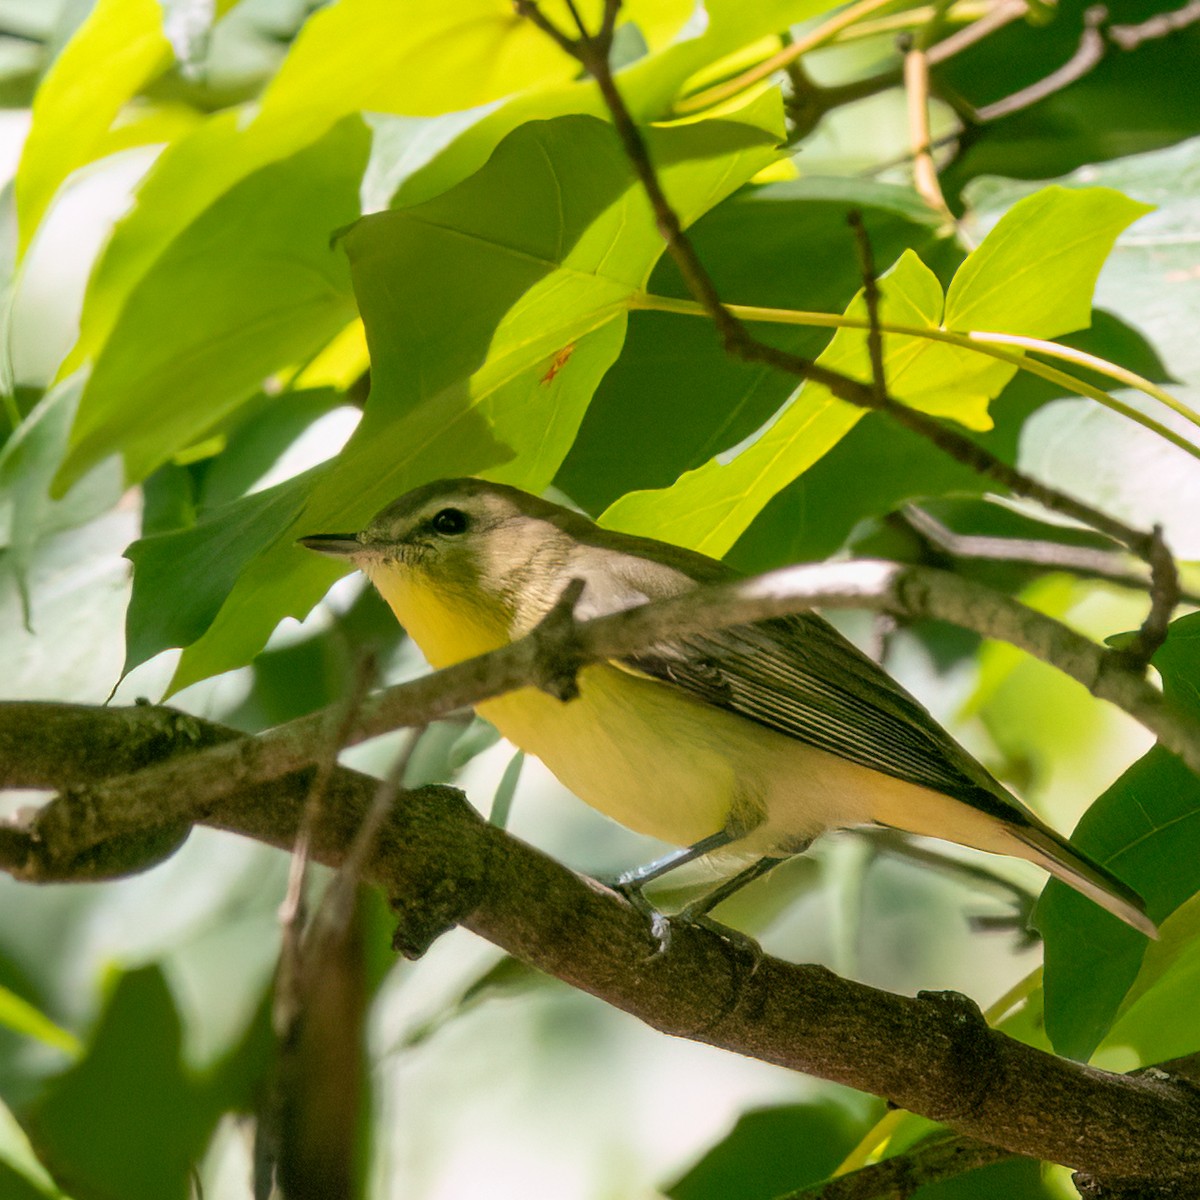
left=673, top=0, right=904, bottom=116
left=630, top=292, right=1200, bottom=460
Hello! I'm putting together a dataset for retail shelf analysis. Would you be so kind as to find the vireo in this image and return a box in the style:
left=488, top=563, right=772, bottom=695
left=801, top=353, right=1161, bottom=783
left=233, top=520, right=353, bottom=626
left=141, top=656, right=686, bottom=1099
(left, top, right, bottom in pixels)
left=301, top=477, right=1154, bottom=937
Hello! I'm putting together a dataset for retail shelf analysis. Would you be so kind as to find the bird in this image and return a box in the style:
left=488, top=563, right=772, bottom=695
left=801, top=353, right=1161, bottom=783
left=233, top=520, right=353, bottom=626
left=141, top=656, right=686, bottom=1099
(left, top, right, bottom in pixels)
left=300, top=476, right=1155, bottom=937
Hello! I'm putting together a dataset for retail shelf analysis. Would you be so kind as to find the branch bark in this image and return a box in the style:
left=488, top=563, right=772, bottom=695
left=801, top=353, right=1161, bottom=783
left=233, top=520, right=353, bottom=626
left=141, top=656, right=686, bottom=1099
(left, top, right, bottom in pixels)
left=10, top=560, right=1199, bottom=876
left=4, top=699, right=1200, bottom=1189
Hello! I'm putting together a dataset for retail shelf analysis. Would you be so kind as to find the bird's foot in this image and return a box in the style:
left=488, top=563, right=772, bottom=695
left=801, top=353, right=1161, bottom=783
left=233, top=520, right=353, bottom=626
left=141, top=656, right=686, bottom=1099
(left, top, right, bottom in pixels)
left=607, top=875, right=674, bottom=957
left=674, top=905, right=764, bottom=969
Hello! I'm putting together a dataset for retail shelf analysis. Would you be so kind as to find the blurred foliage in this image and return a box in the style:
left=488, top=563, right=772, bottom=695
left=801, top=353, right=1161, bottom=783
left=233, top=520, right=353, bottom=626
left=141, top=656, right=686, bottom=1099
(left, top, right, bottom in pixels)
left=0, top=0, right=1196, bottom=1196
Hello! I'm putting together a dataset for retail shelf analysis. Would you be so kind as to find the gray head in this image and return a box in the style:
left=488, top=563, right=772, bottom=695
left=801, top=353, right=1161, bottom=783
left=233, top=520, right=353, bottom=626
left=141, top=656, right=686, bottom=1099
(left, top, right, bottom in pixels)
left=299, top=477, right=731, bottom=599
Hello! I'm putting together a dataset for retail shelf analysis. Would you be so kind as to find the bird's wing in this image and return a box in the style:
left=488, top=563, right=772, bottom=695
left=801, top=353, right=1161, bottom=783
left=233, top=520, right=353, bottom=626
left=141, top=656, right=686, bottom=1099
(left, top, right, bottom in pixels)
left=622, top=612, right=1030, bottom=824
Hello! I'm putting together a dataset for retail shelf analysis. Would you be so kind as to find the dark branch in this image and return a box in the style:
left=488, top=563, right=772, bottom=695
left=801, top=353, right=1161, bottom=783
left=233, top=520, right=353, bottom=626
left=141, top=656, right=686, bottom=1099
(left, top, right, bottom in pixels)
left=8, top=559, right=1200, bottom=884
left=899, top=506, right=1171, bottom=588
left=973, top=5, right=1109, bottom=123
left=4, top=705, right=1200, bottom=1187
left=781, top=1134, right=1012, bottom=1199
left=848, top=211, right=888, bottom=404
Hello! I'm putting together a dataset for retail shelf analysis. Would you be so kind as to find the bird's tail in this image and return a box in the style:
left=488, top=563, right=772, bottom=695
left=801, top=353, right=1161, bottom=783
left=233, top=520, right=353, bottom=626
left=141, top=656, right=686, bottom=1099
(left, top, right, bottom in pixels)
left=1008, top=824, right=1157, bottom=939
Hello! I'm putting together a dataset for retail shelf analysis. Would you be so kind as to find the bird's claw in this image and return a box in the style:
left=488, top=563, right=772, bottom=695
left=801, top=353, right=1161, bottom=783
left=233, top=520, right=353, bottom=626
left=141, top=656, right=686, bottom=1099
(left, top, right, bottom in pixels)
left=607, top=876, right=674, bottom=958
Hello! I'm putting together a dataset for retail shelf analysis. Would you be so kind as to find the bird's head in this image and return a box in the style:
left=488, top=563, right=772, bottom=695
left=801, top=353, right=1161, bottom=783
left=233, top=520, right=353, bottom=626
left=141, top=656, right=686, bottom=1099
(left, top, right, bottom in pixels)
left=299, top=478, right=581, bottom=634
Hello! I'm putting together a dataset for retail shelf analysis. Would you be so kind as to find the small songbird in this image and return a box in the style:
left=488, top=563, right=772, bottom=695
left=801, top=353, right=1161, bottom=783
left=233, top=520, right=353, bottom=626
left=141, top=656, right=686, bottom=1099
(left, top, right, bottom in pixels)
left=301, top=477, right=1154, bottom=937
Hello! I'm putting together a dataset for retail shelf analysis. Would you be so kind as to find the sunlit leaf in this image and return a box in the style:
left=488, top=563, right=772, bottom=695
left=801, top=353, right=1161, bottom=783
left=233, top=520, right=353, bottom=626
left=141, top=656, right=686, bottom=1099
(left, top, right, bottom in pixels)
left=1099, top=891, right=1200, bottom=1065
left=54, top=115, right=369, bottom=494
left=600, top=250, right=1010, bottom=554
left=0, top=985, right=80, bottom=1058
left=390, top=0, right=839, bottom=207
left=557, top=176, right=959, bottom=515
left=1038, top=612, right=1200, bottom=1061
left=945, top=186, right=1151, bottom=338
left=15, top=0, right=172, bottom=254
left=0, top=1097, right=69, bottom=1200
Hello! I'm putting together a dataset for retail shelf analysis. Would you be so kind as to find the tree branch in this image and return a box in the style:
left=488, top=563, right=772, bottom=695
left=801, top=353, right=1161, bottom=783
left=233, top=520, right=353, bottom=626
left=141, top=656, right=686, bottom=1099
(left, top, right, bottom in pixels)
left=782, top=1134, right=1012, bottom=1198
left=3, top=703, right=1200, bottom=1188
left=513, top=0, right=1182, bottom=644
left=7, top=559, right=1199, bottom=881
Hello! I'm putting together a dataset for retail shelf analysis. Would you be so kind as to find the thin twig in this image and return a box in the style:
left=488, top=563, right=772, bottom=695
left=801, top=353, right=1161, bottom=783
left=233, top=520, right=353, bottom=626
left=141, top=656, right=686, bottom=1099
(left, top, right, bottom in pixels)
left=848, top=211, right=888, bottom=404
left=897, top=506, right=1200, bottom=605
left=864, top=827, right=1040, bottom=923
left=1109, top=0, right=1200, bottom=48
left=780, top=1134, right=1012, bottom=1198
left=279, top=654, right=376, bottom=942
left=1118, top=526, right=1183, bottom=670
left=973, top=5, right=1109, bottom=122
left=513, top=0, right=1180, bottom=612
left=901, top=37, right=956, bottom=222
left=275, top=653, right=376, bottom=1049
left=672, top=0, right=900, bottom=115
left=317, top=725, right=426, bottom=940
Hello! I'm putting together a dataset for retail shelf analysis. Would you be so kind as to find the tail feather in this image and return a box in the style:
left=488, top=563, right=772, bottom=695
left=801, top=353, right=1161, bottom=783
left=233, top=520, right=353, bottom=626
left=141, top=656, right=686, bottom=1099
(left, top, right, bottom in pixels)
left=1009, top=825, right=1157, bottom=939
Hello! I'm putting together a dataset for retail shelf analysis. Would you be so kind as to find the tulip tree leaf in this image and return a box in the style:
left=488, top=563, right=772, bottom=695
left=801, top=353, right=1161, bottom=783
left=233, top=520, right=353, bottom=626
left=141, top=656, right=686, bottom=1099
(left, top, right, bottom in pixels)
left=114, top=102, right=783, bottom=688
left=946, top=186, right=1152, bottom=337
left=15, top=0, right=172, bottom=255
left=598, top=184, right=1150, bottom=556
left=1038, top=612, right=1200, bottom=1061
left=600, top=250, right=1011, bottom=554
left=54, top=115, right=370, bottom=494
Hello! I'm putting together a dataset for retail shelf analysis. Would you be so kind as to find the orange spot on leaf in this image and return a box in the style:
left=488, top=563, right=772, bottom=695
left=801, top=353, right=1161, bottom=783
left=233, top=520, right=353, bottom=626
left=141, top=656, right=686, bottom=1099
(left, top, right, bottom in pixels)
left=540, top=343, right=575, bottom=385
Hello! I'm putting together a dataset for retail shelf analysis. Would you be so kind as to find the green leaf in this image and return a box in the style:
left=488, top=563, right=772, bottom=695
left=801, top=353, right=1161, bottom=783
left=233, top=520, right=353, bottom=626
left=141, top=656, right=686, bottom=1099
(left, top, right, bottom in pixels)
left=727, top=293, right=1174, bottom=574
left=54, top=115, right=370, bottom=494
left=123, top=470, right=324, bottom=675
left=1038, top=611, right=1200, bottom=1061
left=131, top=103, right=782, bottom=691
left=945, top=186, right=1151, bottom=337
left=28, top=966, right=213, bottom=1200
left=557, top=177, right=960, bottom=514
left=0, top=985, right=80, bottom=1058
left=0, top=375, right=122, bottom=622
left=390, top=0, right=840, bottom=207
left=1099, top=891, right=1200, bottom=1066
left=0, top=1098, right=70, bottom=1200
left=664, top=1100, right=871, bottom=1200
left=256, top=0, right=584, bottom=122
left=1018, top=392, right=1200, bottom=560
left=600, top=250, right=1010, bottom=555
left=961, top=138, right=1200, bottom=389
left=15, top=0, right=172, bottom=254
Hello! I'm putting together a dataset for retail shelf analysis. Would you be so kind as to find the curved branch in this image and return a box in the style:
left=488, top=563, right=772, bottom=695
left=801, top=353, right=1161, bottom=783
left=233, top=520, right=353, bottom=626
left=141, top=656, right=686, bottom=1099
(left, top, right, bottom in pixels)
left=783, top=1135, right=1011, bottom=1198
left=2, top=714, right=1200, bottom=1188
left=12, top=559, right=1198, bottom=873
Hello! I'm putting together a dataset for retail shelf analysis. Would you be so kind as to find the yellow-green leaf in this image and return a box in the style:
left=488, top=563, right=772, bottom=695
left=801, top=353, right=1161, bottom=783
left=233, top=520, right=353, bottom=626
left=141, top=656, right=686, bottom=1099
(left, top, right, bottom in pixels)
left=16, top=0, right=172, bottom=255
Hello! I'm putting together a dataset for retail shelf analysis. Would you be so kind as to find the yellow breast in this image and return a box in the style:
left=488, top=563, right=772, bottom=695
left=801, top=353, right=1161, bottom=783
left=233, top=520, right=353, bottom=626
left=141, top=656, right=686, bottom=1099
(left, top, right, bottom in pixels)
left=368, top=568, right=905, bottom=853
left=370, top=568, right=748, bottom=844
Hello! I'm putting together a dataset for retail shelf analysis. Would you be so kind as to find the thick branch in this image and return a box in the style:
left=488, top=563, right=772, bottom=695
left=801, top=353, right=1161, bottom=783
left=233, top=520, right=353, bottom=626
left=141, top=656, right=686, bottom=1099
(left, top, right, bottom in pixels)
left=10, top=560, right=1200, bottom=877
left=3, top=721, right=1200, bottom=1187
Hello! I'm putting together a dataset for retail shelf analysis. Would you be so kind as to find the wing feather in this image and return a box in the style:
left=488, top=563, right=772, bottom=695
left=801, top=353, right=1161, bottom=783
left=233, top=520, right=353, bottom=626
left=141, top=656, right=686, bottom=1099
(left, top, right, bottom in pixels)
left=624, top=611, right=1032, bottom=826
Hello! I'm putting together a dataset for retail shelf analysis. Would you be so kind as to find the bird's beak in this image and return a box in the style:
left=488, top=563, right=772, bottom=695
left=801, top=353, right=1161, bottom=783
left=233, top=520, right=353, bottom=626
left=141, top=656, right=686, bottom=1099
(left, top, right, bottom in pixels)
left=298, top=533, right=364, bottom=558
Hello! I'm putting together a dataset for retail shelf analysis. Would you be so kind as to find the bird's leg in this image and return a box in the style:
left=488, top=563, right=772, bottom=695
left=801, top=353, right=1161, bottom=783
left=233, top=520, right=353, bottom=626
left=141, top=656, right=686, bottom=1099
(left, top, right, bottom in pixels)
left=670, top=856, right=786, bottom=963
left=678, top=855, right=787, bottom=923
left=604, top=830, right=735, bottom=954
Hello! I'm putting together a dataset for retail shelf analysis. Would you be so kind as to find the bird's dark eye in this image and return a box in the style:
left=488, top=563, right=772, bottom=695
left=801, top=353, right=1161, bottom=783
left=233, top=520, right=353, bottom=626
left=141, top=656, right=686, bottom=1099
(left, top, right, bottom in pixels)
left=431, top=507, right=469, bottom=536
